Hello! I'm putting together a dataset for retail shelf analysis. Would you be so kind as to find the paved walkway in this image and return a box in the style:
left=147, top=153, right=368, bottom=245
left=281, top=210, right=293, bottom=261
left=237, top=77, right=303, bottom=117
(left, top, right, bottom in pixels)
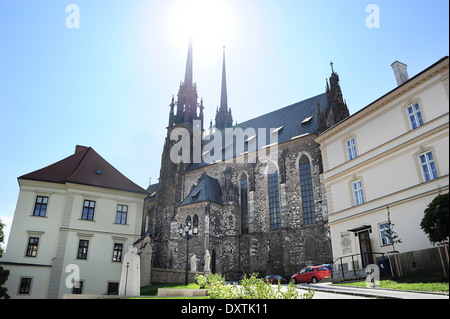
left=296, top=282, right=449, bottom=299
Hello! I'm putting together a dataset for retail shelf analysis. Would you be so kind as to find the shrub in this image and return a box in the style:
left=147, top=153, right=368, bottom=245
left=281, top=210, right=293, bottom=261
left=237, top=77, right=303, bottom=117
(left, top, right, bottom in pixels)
left=207, top=273, right=314, bottom=299
left=195, top=273, right=226, bottom=289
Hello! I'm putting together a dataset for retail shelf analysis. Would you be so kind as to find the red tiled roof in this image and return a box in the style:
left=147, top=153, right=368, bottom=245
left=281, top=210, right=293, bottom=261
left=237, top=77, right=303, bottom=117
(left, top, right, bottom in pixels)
left=19, top=145, right=148, bottom=195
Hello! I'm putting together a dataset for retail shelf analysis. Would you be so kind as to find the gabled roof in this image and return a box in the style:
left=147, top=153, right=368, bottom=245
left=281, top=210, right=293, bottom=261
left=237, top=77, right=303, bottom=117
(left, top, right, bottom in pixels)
left=188, top=92, right=328, bottom=171
left=179, top=174, right=223, bottom=207
left=19, top=145, right=148, bottom=195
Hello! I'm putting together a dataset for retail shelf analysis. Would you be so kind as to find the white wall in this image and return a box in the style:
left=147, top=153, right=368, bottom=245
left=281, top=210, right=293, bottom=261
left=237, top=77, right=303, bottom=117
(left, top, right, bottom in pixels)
left=1, top=180, right=145, bottom=298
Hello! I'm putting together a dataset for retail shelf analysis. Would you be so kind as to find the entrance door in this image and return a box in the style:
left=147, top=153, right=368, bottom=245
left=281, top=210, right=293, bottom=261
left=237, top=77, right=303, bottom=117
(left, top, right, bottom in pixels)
left=359, top=230, right=373, bottom=268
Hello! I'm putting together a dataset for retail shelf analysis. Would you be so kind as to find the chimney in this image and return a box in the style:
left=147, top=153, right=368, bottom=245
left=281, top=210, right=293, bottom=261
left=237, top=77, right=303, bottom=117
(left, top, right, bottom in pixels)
left=75, top=145, right=89, bottom=153
left=391, top=61, right=409, bottom=86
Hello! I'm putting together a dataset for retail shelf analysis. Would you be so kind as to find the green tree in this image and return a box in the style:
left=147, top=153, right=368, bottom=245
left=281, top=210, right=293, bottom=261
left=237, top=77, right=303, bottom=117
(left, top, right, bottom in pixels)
left=0, top=218, right=11, bottom=299
left=420, top=192, right=449, bottom=244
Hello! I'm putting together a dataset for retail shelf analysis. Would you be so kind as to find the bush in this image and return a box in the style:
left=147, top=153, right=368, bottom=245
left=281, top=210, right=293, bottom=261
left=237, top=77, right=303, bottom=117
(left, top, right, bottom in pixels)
left=207, top=273, right=314, bottom=299
left=195, top=273, right=226, bottom=289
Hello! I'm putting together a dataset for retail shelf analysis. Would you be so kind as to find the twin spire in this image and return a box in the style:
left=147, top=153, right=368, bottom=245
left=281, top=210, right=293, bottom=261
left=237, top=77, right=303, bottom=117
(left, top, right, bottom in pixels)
left=170, top=39, right=233, bottom=131
left=215, top=46, right=233, bottom=130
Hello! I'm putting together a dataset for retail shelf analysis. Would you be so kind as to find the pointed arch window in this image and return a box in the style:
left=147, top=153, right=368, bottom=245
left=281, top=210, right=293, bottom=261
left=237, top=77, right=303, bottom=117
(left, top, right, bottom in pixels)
left=193, top=214, right=199, bottom=228
left=299, top=155, right=316, bottom=225
left=240, top=176, right=249, bottom=234
left=268, top=171, right=281, bottom=230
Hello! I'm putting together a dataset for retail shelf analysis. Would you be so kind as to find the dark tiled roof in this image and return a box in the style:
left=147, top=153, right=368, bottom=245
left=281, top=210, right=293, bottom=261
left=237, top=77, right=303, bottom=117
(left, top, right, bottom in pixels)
left=145, top=183, right=159, bottom=203
left=179, top=174, right=223, bottom=207
left=188, top=92, right=327, bottom=171
left=19, top=146, right=148, bottom=195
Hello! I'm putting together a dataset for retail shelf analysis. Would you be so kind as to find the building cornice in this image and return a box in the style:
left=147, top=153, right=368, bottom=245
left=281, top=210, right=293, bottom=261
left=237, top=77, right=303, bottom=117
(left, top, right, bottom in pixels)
left=317, top=57, right=449, bottom=143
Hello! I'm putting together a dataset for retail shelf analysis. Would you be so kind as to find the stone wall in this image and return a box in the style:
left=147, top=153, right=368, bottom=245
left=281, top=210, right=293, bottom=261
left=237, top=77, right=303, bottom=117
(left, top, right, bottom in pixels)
left=149, top=134, right=333, bottom=280
left=151, top=268, right=203, bottom=284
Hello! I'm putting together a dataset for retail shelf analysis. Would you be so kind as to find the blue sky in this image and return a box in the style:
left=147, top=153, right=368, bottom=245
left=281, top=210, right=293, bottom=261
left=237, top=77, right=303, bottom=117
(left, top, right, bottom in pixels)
left=0, top=0, right=448, bottom=248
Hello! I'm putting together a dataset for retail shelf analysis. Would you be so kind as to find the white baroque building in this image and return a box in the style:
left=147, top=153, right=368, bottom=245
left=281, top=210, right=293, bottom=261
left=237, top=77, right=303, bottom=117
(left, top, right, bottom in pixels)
left=1, top=146, right=148, bottom=298
left=316, top=57, right=449, bottom=279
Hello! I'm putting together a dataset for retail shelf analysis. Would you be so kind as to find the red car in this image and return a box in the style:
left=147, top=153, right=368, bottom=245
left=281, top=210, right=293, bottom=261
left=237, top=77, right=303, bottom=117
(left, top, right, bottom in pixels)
left=264, top=275, right=289, bottom=284
left=291, top=266, right=331, bottom=284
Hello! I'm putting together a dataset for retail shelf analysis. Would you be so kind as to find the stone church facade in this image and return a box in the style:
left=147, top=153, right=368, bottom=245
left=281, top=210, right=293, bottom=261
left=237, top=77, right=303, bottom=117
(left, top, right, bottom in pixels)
left=142, top=41, right=350, bottom=280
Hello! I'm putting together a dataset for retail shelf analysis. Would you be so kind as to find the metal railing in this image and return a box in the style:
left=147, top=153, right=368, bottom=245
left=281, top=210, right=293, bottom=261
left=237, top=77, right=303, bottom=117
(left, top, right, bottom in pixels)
left=332, top=252, right=396, bottom=280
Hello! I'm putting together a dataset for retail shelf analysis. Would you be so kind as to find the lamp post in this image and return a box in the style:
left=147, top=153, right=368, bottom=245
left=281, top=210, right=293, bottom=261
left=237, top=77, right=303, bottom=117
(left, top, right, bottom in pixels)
left=178, top=220, right=198, bottom=286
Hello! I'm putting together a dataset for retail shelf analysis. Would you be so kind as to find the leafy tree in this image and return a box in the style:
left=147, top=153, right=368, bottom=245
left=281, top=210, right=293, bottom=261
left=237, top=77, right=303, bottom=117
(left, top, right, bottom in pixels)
left=0, top=218, right=10, bottom=299
left=420, top=192, right=449, bottom=244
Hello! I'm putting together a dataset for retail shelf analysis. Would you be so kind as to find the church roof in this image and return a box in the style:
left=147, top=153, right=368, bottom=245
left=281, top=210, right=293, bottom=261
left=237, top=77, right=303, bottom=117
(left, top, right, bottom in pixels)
left=19, top=145, right=148, bottom=195
left=179, top=174, right=223, bottom=207
left=189, top=92, right=328, bottom=171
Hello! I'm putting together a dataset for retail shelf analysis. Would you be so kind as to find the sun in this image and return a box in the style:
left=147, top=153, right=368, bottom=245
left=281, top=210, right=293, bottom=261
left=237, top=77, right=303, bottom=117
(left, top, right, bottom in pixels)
left=169, top=0, right=234, bottom=60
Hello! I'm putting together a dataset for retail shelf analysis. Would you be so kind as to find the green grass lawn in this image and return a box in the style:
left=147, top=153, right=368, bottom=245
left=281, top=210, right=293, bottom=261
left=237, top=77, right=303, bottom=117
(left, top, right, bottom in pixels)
left=337, top=269, right=449, bottom=293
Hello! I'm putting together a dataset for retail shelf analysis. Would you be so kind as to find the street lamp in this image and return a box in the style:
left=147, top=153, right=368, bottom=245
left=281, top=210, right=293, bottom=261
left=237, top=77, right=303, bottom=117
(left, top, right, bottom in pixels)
left=178, top=220, right=199, bottom=286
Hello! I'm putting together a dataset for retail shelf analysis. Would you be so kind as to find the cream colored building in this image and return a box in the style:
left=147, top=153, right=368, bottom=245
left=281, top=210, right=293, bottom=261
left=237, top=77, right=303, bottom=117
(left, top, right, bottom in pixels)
left=1, top=146, right=147, bottom=298
left=316, top=57, right=449, bottom=278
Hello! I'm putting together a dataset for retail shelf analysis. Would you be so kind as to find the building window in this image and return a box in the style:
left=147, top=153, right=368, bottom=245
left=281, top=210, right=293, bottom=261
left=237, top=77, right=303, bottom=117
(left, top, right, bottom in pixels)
left=240, top=177, right=249, bottom=234
left=419, top=151, right=438, bottom=182
left=268, top=171, right=281, bottom=230
left=33, top=196, right=48, bottom=217
left=346, top=137, right=357, bottom=160
left=112, top=243, right=123, bottom=262
left=25, top=237, right=39, bottom=257
left=299, top=155, right=316, bottom=225
left=407, top=102, right=424, bottom=130
left=107, top=282, right=119, bottom=294
left=77, top=239, right=89, bottom=260
left=193, top=214, right=199, bottom=228
left=379, top=223, right=393, bottom=246
left=81, top=200, right=95, bottom=221
left=18, top=277, right=32, bottom=295
left=352, top=180, right=365, bottom=206
left=115, top=205, right=128, bottom=224
left=72, top=281, right=83, bottom=294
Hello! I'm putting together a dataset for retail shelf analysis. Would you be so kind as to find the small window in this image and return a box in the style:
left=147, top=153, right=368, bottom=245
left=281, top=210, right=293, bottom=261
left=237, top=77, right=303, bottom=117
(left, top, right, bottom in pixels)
left=33, top=196, right=48, bottom=217
left=18, top=277, right=32, bottom=295
left=115, top=205, right=128, bottom=224
left=346, top=137, right=357, bottom=160
left=352, top=180, right=364, bottom=206
left=407, top=102, right=424, bottom=130
left=81, top=200, right=95, bottom=221
left=25, top=237, right=39, bottom=257
left=112, top=243, right=123, bottom=262
left=379, top=223, right=393, bottom=246
left=193, top=214, right=199, bottom=228
left=301, top=116, right=313, bottom=124
left=245, top=135, right=256, bottom=143
left=271, top=126, right=283, bottom=134
left=77, top=239, right=89, bottom=260
left=72, top=281, right=83, bottom=294
left=418, top=151, right=438, bottom=182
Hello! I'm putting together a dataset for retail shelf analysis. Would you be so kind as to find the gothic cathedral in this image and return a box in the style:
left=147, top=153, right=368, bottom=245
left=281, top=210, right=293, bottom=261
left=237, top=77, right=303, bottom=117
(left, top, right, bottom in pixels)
left=142, top=40, right=350, bottom=280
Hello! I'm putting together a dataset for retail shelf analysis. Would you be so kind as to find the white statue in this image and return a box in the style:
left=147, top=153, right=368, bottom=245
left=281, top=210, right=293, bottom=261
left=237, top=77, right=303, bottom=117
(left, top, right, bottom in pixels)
left=118, top=245, right=140, bottom=296
left=204, top=250, right=211, bottom=272
left=190, top=254, right=199, bottom=272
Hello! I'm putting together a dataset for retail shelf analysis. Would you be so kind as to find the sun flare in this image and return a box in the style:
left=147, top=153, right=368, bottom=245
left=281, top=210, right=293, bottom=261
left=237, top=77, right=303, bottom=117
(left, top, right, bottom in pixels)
left=170, top=0, right=233, bottom=60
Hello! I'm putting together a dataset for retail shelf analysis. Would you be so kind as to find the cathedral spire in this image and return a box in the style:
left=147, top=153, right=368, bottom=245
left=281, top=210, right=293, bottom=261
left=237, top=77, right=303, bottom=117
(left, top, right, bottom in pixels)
left=184, top=37, right=193, bottom=87
left=215, top=46, right=233, bottom=130
left=220, top=46, right=228, bottom=111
